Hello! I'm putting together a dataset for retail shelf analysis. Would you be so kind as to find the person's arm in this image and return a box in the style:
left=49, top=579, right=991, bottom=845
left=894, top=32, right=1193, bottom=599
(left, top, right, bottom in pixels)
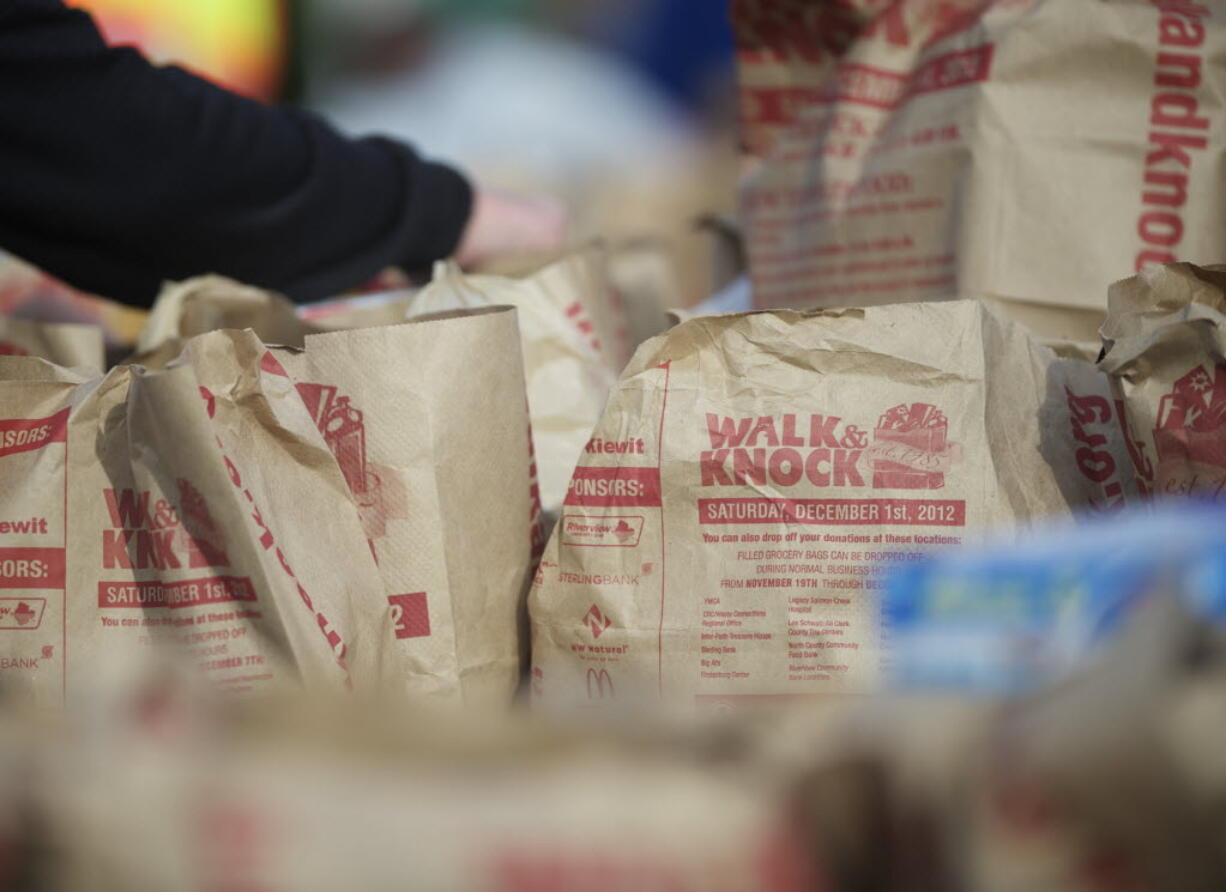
left=0, top=0, right=477, bottom=305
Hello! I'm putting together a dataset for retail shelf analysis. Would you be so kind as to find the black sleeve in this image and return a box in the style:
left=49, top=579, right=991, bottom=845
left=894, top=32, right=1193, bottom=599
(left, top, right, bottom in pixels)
left=0, top=0, right=473, bottom=305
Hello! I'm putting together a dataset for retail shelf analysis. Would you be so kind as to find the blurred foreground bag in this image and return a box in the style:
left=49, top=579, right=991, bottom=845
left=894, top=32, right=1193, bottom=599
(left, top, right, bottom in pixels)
left=771, top=602, right=1226, bottom=891
left=529, top=301, right=1133, bottom=709
left=953, top=598, right=1226, bottom=890
left=273, top=308, right=539, bottom=706
left=0, top=318, right=103, bottom=371
left=1101, top=262, right=1226, bottom=499
left=27, top=701, right=816, bottom=892
left=412, top=258, right=620, bottom=516
left=0, top=331, right=397, bottom=706
left=735, top=0, right=1226, bottom=340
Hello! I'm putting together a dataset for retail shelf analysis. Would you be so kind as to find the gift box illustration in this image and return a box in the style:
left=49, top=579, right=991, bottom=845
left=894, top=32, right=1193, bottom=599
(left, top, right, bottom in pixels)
left=1153, top=363, right=1226, bottom=471
left=295, top=382, right=393, bottom=542
left=871, top=402, right=951, bottom=490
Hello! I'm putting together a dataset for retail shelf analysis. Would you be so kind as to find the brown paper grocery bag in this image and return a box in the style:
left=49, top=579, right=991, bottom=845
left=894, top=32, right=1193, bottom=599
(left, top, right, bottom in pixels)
left=543, top=245, right=635, bottom=373
left=273, top=307, right=539, bottom=706
left=136, top=277, right=427, bottom=370
left=136, top=276, right=313, bottom=364
left=136, top=276, right=540, bottom=704
left=0, top=330, right=394, bottom=707
left=132, top=331, right=407, bottom=691
left=138, top=260, right=621, bottom=518
left=529, top=300, right=1133, bottom=711
left=0, top=318, right=104, bottom=371
left=735, top=0, right=1226, bottom=339
left=469, top=245, right=640, bottom=371
left=411, top=261, right=619, bottom=516
left=0, top=356, right=133, bottom=703
left=604, top=238, right=675, bottom=350
left=1100, top=262, right=1226, bottom=500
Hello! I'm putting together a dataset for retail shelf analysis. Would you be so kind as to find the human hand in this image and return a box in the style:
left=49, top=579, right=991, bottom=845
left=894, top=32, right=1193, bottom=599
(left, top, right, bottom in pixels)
left=454, top=187, right=568, bottom=268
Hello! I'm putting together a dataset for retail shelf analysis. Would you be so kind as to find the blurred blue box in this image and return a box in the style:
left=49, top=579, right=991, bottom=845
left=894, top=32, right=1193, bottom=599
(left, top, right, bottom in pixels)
left=881, top=505, right=1226, bottom=694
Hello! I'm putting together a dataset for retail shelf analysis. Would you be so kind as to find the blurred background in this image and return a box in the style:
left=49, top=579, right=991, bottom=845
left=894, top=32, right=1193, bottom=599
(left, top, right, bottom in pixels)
left=0, top=0, right=748, bottom=344
left=61, top=0, right=743, bottom=300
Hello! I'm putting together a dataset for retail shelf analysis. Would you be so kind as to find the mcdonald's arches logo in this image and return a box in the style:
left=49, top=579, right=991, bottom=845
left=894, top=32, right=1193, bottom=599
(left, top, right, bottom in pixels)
left=586, top=667, right=615, bottom=699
